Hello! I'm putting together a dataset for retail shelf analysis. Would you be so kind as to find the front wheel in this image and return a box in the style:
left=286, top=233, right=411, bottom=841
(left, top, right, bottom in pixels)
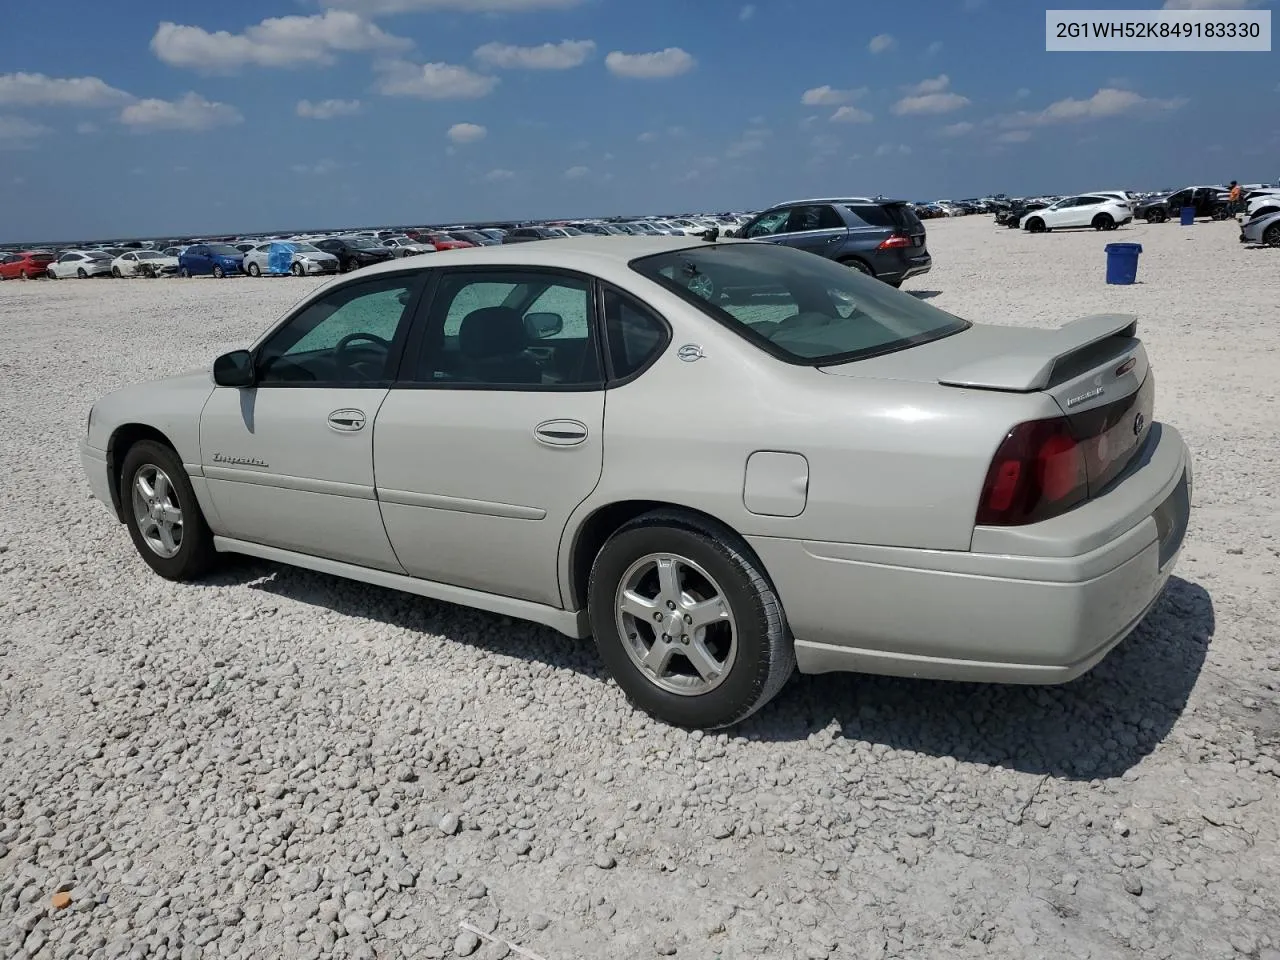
left=1148, top=208, right=1167, bottom=224
left=839, top=257, right=874, bottom=277
left=212, top=265, right=225, bottom=279
left=1025, top=217, right=1046, bottom=233
left=119, top=440, right=216, bottom=581
left=1264, top=224, right=1280, bottom=248
left=587, top=513, right=795, bottom=729
left=77, top=268, right=88, bottom=279
left=290, top=262, right=304, bottom=277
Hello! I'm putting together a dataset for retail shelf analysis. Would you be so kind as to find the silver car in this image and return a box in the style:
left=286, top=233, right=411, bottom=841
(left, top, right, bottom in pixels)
left=79, top=237, right=1192, bottom=729
left=241, top=241, right=340, bottom=277
left=1240, top=209, right=1280, bottom=246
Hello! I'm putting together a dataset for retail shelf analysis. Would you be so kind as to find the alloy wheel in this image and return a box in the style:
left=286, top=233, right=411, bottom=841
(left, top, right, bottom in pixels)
left=131, top=465, right=184, bottom=559
left=614, top=553, right=738, bottom=696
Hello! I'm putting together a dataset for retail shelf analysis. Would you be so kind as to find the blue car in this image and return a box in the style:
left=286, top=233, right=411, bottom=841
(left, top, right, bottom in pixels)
left=179, top=243, right=245, bottom=278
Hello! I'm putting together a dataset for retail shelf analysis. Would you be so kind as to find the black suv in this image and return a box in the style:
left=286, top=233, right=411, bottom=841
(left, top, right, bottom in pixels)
left=734, top=198, right=931, bottom=286
left=312, top=236, right=395, bottom=272
left=1135, top=186, right=1229, bottom=223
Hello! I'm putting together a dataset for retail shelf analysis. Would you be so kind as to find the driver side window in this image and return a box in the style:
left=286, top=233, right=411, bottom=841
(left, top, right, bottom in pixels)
left=256, top=275, right=420, bottom=386
left=745, top=209, right=792, bottom=238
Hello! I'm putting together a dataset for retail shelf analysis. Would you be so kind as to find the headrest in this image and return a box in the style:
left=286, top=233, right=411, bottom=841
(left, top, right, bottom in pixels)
left=458, top=307, right=527, bottom=359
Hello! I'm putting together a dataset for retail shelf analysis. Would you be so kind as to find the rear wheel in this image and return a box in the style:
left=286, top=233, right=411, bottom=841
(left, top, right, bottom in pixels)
left=1264, top=224, right=1280, bottom=248
left=1148, top=208, right=1167, bottom=224
left=1092, top=213, right=1115, bottom=231
left=119, top=440, right=216, bottom=581
left=247, top=262, right=261, bottom=277
left=212, top=265, right=225, bottom=279
left=112, top=266, right=122, bottom=278
left=587, top=512, right=795, bottom=729
left=77, top=268, right=88, bottom=279
left=839, top=257, right=874, bottom=277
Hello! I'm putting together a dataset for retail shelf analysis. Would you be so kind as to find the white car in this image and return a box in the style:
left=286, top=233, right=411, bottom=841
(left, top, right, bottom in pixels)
left=1086, top=190, right=1139, bottom=213
left=382, top=236, right=435, bottom=258
left=1244, top=190, right=1280, bottom=220
left=79, top=236, right=1190, bottom=729
left=241, top=241, right=340, bottom=277
left=112, top=250, right=180, bottom=279
left=46, top=250, right=115, bottom=279
left=1020, top=195, right=1133, bottom=233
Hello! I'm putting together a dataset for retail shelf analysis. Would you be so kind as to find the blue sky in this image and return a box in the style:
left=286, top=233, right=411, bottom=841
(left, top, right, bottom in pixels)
left=0, top=0, right=1275, bottom=241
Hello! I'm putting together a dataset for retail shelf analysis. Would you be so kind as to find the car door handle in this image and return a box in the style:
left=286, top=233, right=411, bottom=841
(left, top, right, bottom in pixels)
left=327, top=408, right=366, bottom=432
left=534, top=419, right=588, bottom=446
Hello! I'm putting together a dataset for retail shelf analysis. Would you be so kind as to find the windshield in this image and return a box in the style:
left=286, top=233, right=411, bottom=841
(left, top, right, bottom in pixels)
left=135, top=251, right=163, bottom=259
left=346, top=237, right=378, bottom=249
left=207, top=244, right=240, bottom=256
left=85, top=251, right=111, bottom=260
left=293, top=242, right=319, bottom=252
left=631, top=242, right=969, bottom=365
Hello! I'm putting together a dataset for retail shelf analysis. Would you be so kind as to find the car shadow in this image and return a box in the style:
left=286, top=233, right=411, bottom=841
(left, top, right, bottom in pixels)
left=200, top=559, right=1211, bottom=779
left=905, top=290, right=943, bottom=300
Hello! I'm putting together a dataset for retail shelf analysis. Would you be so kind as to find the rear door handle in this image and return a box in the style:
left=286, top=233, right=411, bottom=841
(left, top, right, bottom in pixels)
left=328, top=408, right=366, bottom=432
left=534, top=419, right=588, bottom=446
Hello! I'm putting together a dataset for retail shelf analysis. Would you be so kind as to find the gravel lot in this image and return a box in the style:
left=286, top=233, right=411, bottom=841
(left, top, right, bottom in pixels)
left=2, top=216, right=1278, bottom=960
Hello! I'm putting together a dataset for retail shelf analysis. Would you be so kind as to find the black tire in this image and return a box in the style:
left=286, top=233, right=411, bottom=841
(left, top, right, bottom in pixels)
left=587, top=511, right=795, bottom=729
left=212, top=264, right=225, bottom=279
left=1092, top=213, right=1114, bottom=231
left=247, top=262, right=261, bottom=277
left=1148, top=208, right=1167, bottom=224
left=77, top=268, right=88, bottom=279
left=290, top=262, right=304, bottom=277
left=839, top=257, right=874, bottom=277
left=886, top=279, right=904, bottom=289
left=119, top=440, right=217, bottom=581
left=112, top=266, right=122, bottom=278
left=1264, top=224, right=1280, bottom=248
left=1025, top=217, right=1046, bottom=233
left=179, top=266, right=190, bottom=278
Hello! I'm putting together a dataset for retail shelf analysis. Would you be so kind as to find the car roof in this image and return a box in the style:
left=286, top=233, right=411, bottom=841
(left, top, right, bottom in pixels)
left=771, top=197, right=877, bottom=206
left=351, top=235, right=733, bottom=280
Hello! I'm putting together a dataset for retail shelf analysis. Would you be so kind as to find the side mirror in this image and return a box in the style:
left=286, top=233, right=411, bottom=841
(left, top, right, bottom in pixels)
left=213, top=349, right=256, bottom=388
left=524, top=312, right=564, bottom=339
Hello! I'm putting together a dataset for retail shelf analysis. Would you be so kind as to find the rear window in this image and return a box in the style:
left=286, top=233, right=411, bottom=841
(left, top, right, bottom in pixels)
left=32, top=254, right=55, bottom=262
left=630, top=242, right=968, bottom=365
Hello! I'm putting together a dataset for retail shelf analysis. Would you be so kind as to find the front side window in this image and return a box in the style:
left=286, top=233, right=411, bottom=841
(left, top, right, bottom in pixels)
left=256, top=275, right=420, bottom=385
left=411, top=271, right=601, bottom=388
left=631, top=242, right=969, bottom=365
left=744, top=209, right=791, bottom=238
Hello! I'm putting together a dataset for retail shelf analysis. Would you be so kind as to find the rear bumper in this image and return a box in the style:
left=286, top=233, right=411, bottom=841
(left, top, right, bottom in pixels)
left=880, top=253, right=932, bottom=284
left=748, top=423, right=1192, bottom=684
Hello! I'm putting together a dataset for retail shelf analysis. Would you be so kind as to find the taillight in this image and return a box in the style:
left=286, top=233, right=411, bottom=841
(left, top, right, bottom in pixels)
left=877, top=234, right=912, bottom=250
left=976, top=417, right=1088, bottom=526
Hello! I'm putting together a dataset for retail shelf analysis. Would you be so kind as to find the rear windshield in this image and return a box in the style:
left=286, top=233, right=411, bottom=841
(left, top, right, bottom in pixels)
left=31, top=254, right=55, bottom=262
left=207, top=244, right=240, bottom=256
left=630, top=241, right=968, bottom=365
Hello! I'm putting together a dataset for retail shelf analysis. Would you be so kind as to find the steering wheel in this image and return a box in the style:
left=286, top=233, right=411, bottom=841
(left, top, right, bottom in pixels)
left=334, top=332, right=392, bottom=372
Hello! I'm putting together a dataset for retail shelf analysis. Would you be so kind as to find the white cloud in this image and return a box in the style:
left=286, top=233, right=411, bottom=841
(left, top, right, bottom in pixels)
left=0, top=115, right=51, bottom=149
left=903, top=74, right=951, bottom=96
left=1001, top=87, right=1187, bottom=127
left=564, top=165, right=590, bottom=179
left=874, top=142, right=912, bottom=156
left=638, top=131, right=658, bottom=142
left=740, top=4, right=756, bottom=19
left=119, top=92, right=243, bottom=132
left=939, top=121, right=975, bottom=137
left=296, top=98, right=361, bottom=119
left=151, top=13, right=410, bottom=72
left=869, top=34, right=895, bottom=54
left=1162, top=0, right=1262, bottom=8
left=830, top=105, right=873, bottom=123
left=0, top=72, right=133, bottom=107
left=725, top=125, right=772, bottom=158
left=801, top=85, right=867, bottom=106
left=448, top=122, right=487, bottom=143
left=474, top=39, right=595, bottom=70
left=483, top=168, right=515, bottom=181
left=926, top=41, right=943, bottom=57
left=376, top=61, right=499, bottom=99
left=320, top=0, right=585, bottom=12
left=1015, top=87, right=1031, bottom=99
left=605, top=48, right=696, bottom=79
left=996, top=129, right=1032, bottom=143
left=892, top=91, right=971, bottom=115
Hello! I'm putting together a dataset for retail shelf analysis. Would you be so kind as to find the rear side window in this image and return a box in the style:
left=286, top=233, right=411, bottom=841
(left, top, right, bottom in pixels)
left=845, top=205, right=894, bottom=228
left=602, top=287, right=669, bottom=381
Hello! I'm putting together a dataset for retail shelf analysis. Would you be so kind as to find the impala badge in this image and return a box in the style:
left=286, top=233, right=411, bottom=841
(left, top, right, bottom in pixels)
left=677, top=344, right=705, bottom=362
left=1065, top=387, right=1104, bottom=407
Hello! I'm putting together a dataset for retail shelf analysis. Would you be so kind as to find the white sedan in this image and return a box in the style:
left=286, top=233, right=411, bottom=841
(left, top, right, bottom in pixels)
left=242, top=241, right=340, bottom=277
left=46, top=250, right=115, bottom=279
left=112, top=250, right=180, bottom=278
left=1020, top=195, right=1133, bottom=232
left=79, top=236, right=1191, bottom=729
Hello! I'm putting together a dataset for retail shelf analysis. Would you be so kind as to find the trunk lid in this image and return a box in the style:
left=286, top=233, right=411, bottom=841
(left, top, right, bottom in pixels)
left=819, top=313, right=1154, bottom=496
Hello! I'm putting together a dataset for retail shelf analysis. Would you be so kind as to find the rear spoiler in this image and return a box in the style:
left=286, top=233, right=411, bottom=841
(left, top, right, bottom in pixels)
left=938, top=314, right=1138, bottom=392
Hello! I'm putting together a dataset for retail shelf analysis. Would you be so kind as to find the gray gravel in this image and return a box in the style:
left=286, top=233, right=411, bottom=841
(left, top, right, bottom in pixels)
left=2, top=218, right=1279, bottom=960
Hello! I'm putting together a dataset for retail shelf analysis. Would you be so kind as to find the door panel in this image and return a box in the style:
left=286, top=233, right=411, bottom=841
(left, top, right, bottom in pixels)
left=200, top=387, right=404, bottom=570
left=374, top=391, right=603, bottom=605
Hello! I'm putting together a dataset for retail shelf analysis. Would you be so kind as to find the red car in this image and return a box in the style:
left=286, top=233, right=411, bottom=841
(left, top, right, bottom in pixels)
left=421, top=232, right=475, bottom=251
left=0, top=250, right=56, bottom=280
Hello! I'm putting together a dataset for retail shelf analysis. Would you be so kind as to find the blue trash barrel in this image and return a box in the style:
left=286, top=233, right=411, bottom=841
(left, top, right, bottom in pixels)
left=1180, top=206, right=1196, bottom=226
left=1104, top=243, right=1142, bottom=285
